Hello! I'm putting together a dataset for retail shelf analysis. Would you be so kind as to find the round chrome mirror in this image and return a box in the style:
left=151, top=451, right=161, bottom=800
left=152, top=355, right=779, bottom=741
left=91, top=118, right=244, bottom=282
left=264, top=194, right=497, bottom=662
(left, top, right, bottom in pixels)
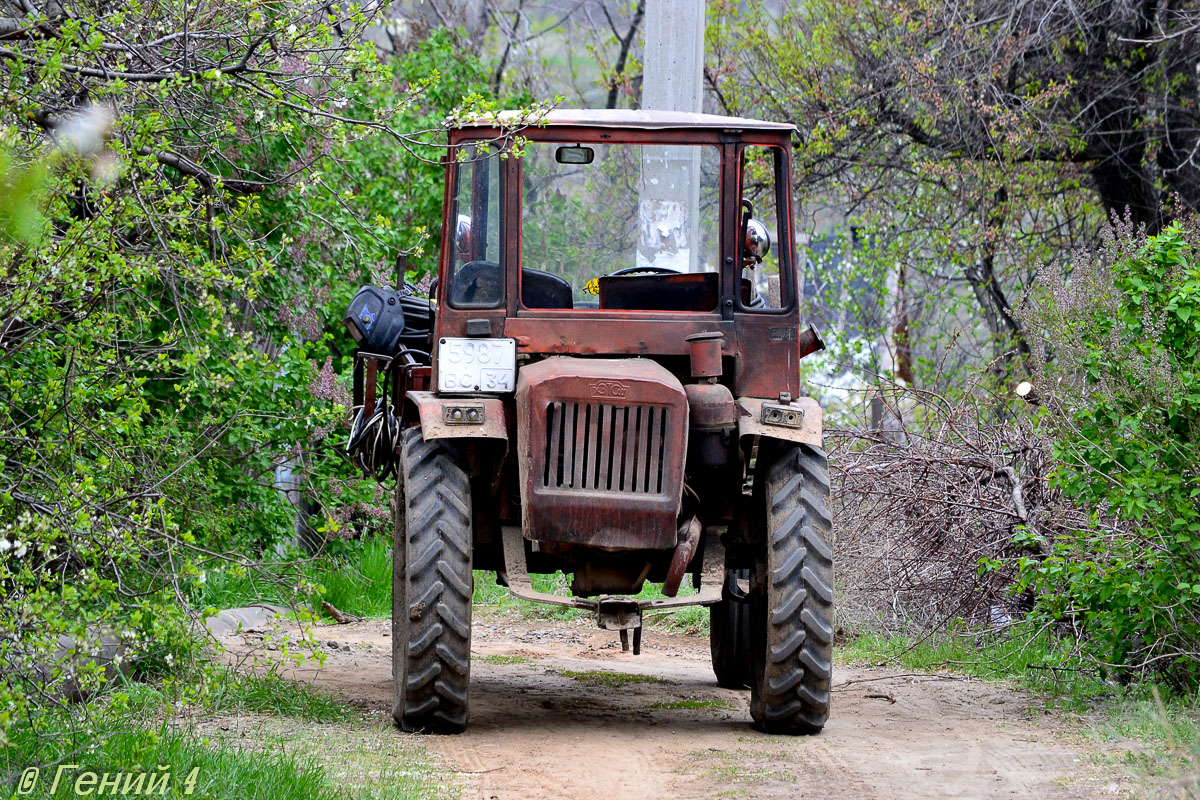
left=744, top=218, right=771, bottom=263
left=455, top=214, right=472, bottom=259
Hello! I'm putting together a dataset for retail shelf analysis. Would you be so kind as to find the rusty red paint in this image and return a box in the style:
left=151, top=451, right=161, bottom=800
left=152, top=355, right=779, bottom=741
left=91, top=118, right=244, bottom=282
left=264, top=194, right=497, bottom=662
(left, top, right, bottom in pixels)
left=797, top=324, right=826, bottom=360
left=406, top=391, right=508, bottom=442
left=429, top=121, right=814, bottom=403
left=515, top=358, right=687, bottom=550
left=403, top=116, right=829, bottom=562
left=458, top=109, right=796, bottom=132
left=685, top=331, right=724, bottom=378
left=684, top=383, right=737, bottom=431
left=684, top=382, right=737, bottom=467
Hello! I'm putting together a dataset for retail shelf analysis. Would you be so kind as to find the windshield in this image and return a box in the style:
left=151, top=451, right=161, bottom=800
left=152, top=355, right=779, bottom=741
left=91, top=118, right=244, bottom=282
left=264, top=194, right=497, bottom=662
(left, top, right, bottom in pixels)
left=520, top=141, right=721, bottom=311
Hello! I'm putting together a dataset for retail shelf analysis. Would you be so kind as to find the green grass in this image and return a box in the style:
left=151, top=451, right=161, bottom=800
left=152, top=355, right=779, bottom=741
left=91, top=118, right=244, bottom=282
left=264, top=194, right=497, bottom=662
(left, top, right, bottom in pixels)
left=189, top=564, right=305, bottom=612
left=6, top=666, right=452, bottom=800
left=844, top=625, right=1200, bottom=795
left=1085, top=688, right=1200, bottom=787
left=314, top=535, right=393, bottom=618
left=635, top=575, right=710, bottom=635
left=549, top=668, right=676, bottom=688
left=473, top=567, right=712, bottom=634
left=111, top=666, right=357, bottom=723
left=1096, top=691, right=1200, bottom=751
left=693, top=748, right=798, bottom=786
left=195, top=535, right=717, bottom=634
left=472, top=568, right=587, bottom=621
left=648, top=699, right=731, bottom=710
left=6, top=723, right=339, bottom=800
left=474, top=654, right=532, bottom=665
left=841, top=624, right=1113, bottom=703
left=204, top=668, right=359, bottom=723
left=192, top=536, right=393, bottom=620
left=201, top=717, right=455, bottom=800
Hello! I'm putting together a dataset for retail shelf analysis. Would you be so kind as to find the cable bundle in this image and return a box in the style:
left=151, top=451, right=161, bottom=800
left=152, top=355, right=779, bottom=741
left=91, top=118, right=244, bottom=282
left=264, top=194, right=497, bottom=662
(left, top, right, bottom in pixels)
left=340, top=282, right=433, bottom=482
left=346, top=368, right=401, bottom=481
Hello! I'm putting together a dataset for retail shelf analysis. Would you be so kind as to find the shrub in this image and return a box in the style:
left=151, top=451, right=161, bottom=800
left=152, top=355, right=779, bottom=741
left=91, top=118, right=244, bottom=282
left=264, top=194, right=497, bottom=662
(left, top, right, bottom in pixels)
left=1019, top=216, right=1200, bottom=687
left=0, top=0, right=531, bottom=751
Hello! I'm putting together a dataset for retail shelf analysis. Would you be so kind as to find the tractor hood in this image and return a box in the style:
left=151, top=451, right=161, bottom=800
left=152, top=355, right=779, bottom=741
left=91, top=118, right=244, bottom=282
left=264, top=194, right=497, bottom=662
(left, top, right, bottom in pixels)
left=515, top=357, right=688, bottom=550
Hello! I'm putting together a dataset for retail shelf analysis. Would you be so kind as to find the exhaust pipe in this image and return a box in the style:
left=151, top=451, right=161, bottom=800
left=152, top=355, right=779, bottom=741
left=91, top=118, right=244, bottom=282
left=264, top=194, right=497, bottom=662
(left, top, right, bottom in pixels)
left=798, top=324, right=825, bottom=360
left=663, top=516, right=702, bottom=598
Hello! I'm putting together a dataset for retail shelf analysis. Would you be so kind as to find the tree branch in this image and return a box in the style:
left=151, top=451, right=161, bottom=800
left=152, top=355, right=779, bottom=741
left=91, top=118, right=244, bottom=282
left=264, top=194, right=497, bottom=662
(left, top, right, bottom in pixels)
left=0, top=32, right=269, bottom=82
left=604, top=0, right=645, bottom=110
left=151, top=151, right=266, bottom=194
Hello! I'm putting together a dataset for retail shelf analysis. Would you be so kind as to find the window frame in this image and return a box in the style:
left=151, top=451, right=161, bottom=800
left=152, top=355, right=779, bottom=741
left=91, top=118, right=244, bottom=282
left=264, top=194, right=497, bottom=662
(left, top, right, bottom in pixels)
left=734, top=143, right=796, bottom=315
left=445, top=142, right=507, bottom=311
left=512, top=128, right=729, bottom=319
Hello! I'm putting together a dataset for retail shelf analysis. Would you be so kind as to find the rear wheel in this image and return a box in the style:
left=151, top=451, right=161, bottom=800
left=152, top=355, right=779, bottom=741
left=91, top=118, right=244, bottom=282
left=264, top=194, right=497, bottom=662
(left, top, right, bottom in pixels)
left=392, top=427, right=473, bottom=733
left=748, top=444, right=834, bottom=734
left=710, top=568, right=751, bottom=689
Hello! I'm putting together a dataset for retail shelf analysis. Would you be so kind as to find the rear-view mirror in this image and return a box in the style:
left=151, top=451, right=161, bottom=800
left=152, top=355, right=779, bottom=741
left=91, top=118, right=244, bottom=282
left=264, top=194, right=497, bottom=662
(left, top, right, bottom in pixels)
left=555, top=145, right=594, bottom=165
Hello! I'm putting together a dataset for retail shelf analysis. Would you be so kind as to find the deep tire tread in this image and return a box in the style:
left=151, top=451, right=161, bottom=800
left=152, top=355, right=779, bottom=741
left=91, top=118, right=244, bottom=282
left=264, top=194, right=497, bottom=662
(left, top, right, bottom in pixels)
left=749, top=444, right=835, bottom=735
left=393, top=427, right=472, bottom=734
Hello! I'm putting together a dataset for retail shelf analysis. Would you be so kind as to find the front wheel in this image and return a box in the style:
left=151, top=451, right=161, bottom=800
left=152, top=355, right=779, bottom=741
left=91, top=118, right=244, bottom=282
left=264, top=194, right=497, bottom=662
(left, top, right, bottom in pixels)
left=392, top=427, right=473, bottom=733
left=748, top=444, right=834, bottom=734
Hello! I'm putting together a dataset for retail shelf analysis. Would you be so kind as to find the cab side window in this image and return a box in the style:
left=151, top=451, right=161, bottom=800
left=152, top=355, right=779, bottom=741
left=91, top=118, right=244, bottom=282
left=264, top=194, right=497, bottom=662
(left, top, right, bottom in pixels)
left=449, top=145, right=503, bottom=308
left=740, top=146, right=789, bottom=311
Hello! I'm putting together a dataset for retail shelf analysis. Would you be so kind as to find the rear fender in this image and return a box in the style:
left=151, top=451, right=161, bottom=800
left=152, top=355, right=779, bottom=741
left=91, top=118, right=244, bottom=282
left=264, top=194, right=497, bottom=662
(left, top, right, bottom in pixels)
left=736, top=396, right=823, bottom=449
left=405, top=391, right=508, bottom=442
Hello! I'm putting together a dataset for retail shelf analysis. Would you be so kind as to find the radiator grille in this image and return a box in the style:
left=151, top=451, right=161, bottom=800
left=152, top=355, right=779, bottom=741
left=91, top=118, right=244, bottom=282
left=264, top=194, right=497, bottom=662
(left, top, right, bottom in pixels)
left=541, top=402, right=669, bottom=494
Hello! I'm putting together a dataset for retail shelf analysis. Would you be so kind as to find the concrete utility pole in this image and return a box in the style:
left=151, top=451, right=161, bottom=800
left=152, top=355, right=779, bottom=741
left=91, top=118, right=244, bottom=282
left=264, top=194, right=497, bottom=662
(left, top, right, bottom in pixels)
left=642, top=0, right=705, bottom=113
left=639, top=0, right=705, bottom=272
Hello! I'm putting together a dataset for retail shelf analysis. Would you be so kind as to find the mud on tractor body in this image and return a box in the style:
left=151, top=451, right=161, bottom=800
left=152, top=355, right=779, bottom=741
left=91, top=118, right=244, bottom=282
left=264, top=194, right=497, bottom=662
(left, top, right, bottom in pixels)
left=343, top=110, right=833, bottom=736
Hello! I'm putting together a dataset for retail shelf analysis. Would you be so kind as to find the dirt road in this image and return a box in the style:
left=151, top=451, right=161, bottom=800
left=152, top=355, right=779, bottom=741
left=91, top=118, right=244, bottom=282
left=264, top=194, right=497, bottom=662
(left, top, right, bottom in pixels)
left=233, top=614, right=1135, bottom=800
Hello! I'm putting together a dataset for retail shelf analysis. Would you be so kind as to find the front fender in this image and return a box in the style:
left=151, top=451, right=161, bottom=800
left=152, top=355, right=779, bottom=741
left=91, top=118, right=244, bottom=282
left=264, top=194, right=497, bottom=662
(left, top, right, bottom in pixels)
left=736, top=396, right=823, bottom=449
left=405, top=391, right=508, bottom=442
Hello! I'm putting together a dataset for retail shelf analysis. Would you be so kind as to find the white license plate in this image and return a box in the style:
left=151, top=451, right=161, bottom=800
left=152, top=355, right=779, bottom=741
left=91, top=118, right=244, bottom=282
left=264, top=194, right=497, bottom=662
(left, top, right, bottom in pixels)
left=437, top=337, right=517, bottom=393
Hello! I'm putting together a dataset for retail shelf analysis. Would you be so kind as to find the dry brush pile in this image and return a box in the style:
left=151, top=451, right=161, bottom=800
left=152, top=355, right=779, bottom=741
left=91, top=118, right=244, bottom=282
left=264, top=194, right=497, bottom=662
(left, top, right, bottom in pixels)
left=827, top=218, right=1200, bottom=689
left=829, top=383, right=1055, bottom=632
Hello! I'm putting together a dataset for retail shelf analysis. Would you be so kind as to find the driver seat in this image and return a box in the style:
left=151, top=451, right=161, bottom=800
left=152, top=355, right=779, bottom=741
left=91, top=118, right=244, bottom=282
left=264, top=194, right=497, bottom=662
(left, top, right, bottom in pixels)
left=451, top=261, right=573, bottom=309
left=522, top=268, right=573, bottom=309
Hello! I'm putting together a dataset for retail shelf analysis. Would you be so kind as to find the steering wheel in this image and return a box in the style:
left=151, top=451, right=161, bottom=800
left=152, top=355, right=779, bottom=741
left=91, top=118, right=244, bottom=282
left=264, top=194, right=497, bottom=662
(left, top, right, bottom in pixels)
left=607, top=265, right=681, bottom=276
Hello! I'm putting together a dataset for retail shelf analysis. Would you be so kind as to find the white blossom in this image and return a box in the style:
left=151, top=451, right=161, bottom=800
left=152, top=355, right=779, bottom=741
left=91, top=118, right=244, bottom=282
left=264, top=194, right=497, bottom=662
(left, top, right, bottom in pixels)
left=57, top=104, right=113, bottom=156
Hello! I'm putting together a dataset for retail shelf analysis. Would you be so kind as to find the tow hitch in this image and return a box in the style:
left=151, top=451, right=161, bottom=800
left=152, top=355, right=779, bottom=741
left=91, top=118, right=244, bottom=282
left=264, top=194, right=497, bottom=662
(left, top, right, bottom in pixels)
left=597, top=598, right=643, bottom=654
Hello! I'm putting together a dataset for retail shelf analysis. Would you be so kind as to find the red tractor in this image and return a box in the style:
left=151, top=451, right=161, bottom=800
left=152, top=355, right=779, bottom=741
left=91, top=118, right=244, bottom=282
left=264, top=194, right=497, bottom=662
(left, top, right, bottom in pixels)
left=344, top=109, right=831, bottom=735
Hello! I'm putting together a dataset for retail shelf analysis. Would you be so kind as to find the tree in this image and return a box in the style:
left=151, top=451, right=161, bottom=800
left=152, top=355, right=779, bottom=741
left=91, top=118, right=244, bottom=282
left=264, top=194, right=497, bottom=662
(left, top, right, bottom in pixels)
left=392, top=1, right=649, bottom=108
left=707, top=0, right=1200, bottom=382
left=1017, top=216, right=1200, bottom=685
left=0, top=0, right=539, bottom=749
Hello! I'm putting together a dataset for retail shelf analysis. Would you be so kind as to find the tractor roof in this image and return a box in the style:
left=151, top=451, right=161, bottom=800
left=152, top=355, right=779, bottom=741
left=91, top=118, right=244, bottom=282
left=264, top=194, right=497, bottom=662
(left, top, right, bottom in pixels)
left=459, top=108, right=796, bottom=132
